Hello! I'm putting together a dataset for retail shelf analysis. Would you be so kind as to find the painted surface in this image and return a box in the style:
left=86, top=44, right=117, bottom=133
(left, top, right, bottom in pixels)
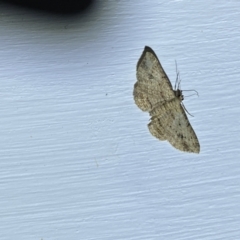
left=0, top=1, right=240, bottom=239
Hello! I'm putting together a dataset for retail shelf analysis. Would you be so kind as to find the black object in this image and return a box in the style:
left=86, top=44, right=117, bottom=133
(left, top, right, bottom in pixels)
left=1, top=0, right=94, bottom=14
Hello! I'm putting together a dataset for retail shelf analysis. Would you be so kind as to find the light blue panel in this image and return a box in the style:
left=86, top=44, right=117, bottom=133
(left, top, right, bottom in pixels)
left=0, top=1, right=240, bottom=239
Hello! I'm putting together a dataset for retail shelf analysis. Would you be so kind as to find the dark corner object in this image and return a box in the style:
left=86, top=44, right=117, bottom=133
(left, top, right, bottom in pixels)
left=1, top=0, right=94, bottom=14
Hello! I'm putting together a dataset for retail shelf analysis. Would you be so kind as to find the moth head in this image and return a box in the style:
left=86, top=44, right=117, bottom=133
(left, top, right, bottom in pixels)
left=175, top=89, right=184, bottom=101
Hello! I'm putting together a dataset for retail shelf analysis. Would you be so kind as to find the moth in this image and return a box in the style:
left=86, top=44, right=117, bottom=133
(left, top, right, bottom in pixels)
left=133, top=46, right=200, bottom=153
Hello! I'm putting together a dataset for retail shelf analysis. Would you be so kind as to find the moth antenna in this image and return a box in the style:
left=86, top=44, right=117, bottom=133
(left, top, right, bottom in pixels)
left=174, top=60, right=178, bottom=90
left=178, top=75, right=182, bottom=90
left=174, top=60, right=182, bottom=90
left=184, top=94, right=198, bottom=98
left=181, top=102, right=194, bottom=117
left=182, top=89, right=199, bottom=97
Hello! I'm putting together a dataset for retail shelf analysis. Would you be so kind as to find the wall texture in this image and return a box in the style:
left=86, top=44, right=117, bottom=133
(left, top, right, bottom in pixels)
left=0, top=1, right=240, bottom=239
